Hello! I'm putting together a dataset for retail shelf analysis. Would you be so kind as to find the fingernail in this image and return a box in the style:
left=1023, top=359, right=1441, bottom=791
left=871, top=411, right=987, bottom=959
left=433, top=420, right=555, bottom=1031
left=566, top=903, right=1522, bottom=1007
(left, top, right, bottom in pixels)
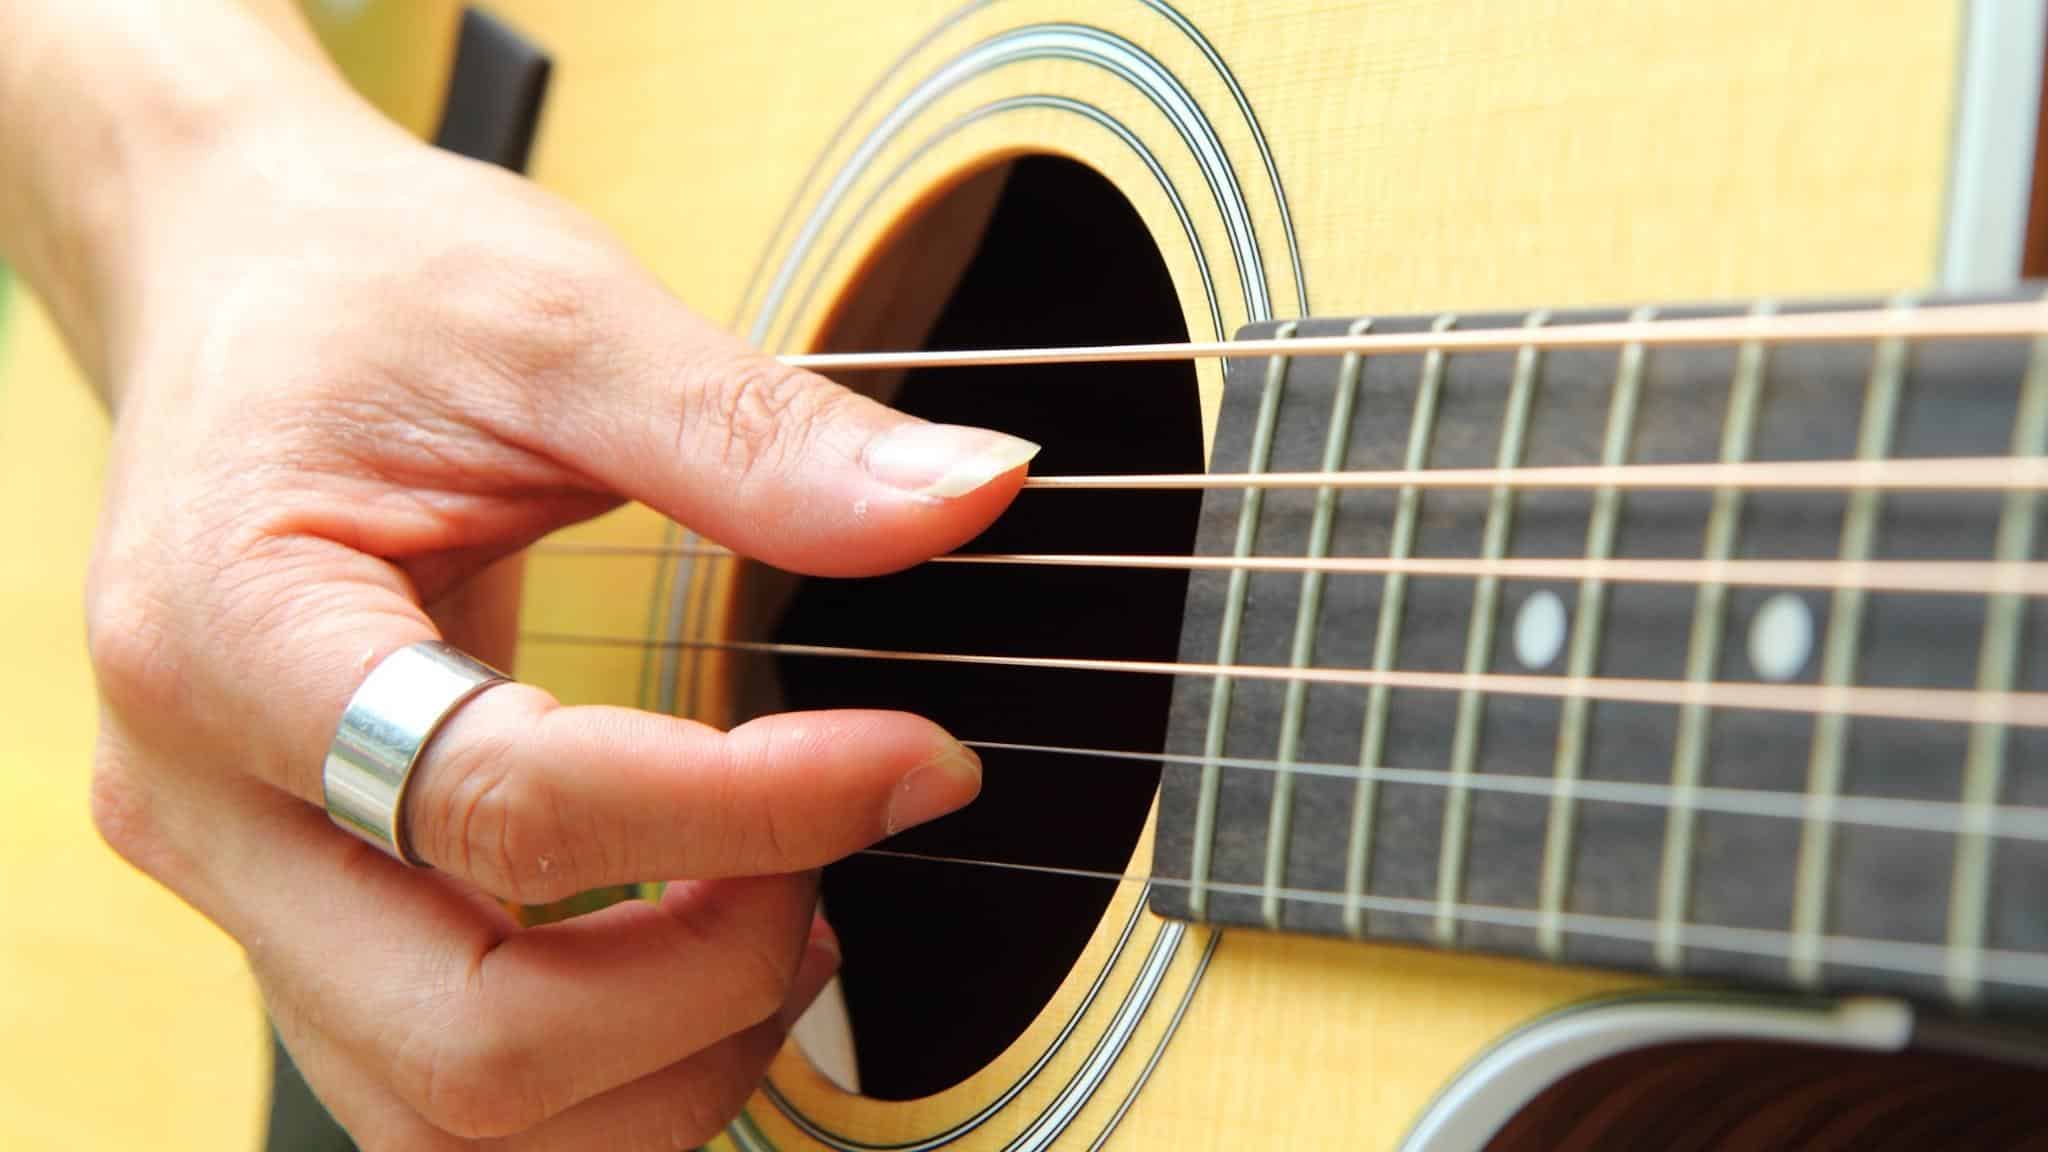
left=779, top=920, right=842, bottom=1030
left=808, top=913, right=841, bottom=961
left=864, top=423, right=1041, bottom=500
left=884, top=741, right=983, bottom=835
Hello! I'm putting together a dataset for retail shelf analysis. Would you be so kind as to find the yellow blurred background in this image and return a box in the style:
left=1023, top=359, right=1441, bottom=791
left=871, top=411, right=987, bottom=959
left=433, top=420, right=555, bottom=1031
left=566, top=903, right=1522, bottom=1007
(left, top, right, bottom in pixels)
left=0, top=5, right=459, bottom=1147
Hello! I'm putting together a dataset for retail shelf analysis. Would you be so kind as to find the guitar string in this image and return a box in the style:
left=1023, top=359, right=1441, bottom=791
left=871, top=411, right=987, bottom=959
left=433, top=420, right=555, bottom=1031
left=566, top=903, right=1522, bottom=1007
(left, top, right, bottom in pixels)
left=533, top=545, right=2048, bottom=599
left=784, top=302, right=2048, bottom=492
left=723, top=303, right=2048, bottom=983
left=851, top=848, right=2048, bottom=990
left=624, top=309, right=2048, bottom=980
left=518, top=632, right=2048, bottom=729
left=937, top=740, right=2048, bottom=842
left=1017, top=455, right=2046, bottom=493
left=675, top=302, right=2048, bottom=975
left=780, top=298, right=2048, bottom=372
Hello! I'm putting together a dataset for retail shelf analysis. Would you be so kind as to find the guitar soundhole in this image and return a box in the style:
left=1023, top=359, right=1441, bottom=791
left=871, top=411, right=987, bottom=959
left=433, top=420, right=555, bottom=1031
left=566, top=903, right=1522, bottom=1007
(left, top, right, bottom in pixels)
left=760, top=156, right=1202, bottom=1100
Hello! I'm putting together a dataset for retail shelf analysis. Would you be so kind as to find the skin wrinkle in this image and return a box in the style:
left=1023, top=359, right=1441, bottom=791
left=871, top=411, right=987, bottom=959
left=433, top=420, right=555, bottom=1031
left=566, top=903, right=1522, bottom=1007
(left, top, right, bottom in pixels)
left=258, top=477, right=599, bottom=567
left=536, top=708, right=622, bottom=891
left=263, top=337, right=563, bottom=494
left=6, top=1, right=1021, bottom=1141
left=456, top=969, right=569, bottom=1139
left=410, top=1001, right=530, bottom=1139
left=492, top=728, right=584, bottom=905
left=700, top=730, right=761, bottom=877
left=236, top=341, right=623, bottom=572
left=722, top=718, right=834, bottom=874
left=369, top=882, right=505, bottom=1130
left=659, top=1031, right=782, bottom=1152
left=677, top=883, right=804, bottom=1035
left=224, top=598, right=423, bottom=799
left=554, top=907, right=710, bottom=1108
left=387, top=992, right=468, bottom=1142
left=704, top=358, right=818, bottom=491
left=752, top=771, right=796, bottom=871
left=479, top=321, right=646, bottom=477
left=82, top=574, right=192, bottom=737
left=443, top=718, right=518, bottom=897
left=215, top=401, right=601, bottom=599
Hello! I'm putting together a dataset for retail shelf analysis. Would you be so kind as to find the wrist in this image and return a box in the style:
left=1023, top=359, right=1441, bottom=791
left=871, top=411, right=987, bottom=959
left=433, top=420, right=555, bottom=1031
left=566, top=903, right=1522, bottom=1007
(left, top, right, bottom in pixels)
left=0, top=1, right=368, bottom=398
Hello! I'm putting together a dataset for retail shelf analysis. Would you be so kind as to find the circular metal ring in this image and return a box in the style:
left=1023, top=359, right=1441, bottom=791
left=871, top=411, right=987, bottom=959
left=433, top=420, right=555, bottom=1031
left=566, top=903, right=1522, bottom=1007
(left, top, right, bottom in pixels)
left=323, top=641, right=509, bottom=865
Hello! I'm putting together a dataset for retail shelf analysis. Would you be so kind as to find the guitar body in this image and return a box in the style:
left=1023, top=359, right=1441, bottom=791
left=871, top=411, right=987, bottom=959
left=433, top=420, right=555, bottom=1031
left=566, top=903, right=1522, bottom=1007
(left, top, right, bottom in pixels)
left=5, top=2, right=2041, bottom=1149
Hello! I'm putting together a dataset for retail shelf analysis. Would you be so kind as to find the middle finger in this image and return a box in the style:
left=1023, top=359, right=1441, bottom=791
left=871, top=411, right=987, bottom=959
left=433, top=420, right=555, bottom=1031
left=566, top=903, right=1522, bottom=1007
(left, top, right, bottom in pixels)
left=206, top=790, right=816, bottom=1140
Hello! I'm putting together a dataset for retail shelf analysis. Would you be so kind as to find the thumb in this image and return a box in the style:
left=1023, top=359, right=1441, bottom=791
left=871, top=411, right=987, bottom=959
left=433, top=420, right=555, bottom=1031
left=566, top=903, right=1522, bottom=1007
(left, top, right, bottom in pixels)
left=536, top=286, right=1037, bottom=577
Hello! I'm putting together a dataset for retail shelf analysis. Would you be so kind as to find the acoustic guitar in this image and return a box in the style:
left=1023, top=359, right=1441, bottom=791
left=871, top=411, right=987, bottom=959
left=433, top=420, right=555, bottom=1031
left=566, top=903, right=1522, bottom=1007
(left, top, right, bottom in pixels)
left=6, top=1, right=2048, bottom=1149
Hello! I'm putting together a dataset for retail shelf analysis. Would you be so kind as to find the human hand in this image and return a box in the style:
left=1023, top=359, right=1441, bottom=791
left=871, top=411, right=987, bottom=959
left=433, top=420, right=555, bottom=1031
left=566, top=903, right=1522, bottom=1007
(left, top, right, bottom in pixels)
left=70, top=30, right=1033, bottom=1152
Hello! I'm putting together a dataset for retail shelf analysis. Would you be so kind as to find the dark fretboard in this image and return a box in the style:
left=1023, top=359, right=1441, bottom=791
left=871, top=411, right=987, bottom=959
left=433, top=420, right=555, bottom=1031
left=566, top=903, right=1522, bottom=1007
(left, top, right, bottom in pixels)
left=1150, top=291, right=2048, bottom=1016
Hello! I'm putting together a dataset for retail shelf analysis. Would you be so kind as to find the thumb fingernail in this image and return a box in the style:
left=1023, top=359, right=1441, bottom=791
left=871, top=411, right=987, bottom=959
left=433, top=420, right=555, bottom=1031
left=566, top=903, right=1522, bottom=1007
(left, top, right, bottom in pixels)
left=864, top=423, right=1040, bottom=500
left=779, top=918, right=843, bottom=1030
left=885, top=740, right=983, bottom=836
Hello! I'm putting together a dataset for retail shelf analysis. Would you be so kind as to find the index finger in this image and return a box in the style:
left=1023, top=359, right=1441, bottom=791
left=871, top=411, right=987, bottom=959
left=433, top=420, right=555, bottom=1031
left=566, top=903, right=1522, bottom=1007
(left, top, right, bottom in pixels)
left=403, top=684, right=982, bottom=904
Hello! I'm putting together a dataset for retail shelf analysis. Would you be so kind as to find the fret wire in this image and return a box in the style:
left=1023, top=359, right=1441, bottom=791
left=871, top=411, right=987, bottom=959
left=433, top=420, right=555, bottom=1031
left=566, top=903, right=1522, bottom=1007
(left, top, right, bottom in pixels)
left=1537, top=306, right=1651, bottom=958
left=1656, top=300, right=1775, bottom=971
left=1190, top=323, right=1296, bottom=920
left=671, top=530, right=699, bottom=714
left=650, top=526, right=688, bottom=713
left=524, top=632, right=2048, bottom=728
left=1947, top=330, right=2048, bottom=1002
left=1789, top=296, right=1912, bottom=986
left=1346, top=314, right=1456, bottom=936
left=858, top=847, right=2048, bottom=990
left=1262, top=319, right=1368, bottom=928
left=685, top=538, right=726, bottom=720
left=954, top=739, right=2048, bottom=842
left=637, top=524, right=672, bottom=711
left=1436, top=310, right=1547, bottom=945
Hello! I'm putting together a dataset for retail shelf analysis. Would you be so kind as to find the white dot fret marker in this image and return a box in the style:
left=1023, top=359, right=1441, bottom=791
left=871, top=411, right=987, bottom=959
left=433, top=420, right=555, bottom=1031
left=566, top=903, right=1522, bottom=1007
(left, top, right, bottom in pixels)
left=1749, top=593, right=1815, bottom=682
left=1514, top=590, right=1568, bottom=670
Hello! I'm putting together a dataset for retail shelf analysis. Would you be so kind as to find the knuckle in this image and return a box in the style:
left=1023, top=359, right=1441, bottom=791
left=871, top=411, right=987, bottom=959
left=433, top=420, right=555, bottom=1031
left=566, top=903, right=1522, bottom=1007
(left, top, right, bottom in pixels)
left=426, top=720, right=584, bottom=905
left=754, top=801, right=796, bottom=873
left=409, top=1025, right=551, bottom=1140
left=425, top=241, right=624, bottom=437
left=652, top=1031, right=777, bottom=1151
left=486, top=260, right=608, bottom=378
left=690, top=359, right=844, bottom=486
left=723, top=922, right=801, bottom=1028
left=713, top=787, right=797, bottom=876
left=377, top=1130, right=461, bottom=1152
left=468, top=247, right=610, bottom=377
left=707, top=739, right=795, bottom=872
left=88, top=754, right=158, bottom=870
left=692, top=757, right=760, bottom=873
left=83, top=576, right=184, bottom=722
left=700, top=732, right=822, bottom=873
left=663, top=1082, right=747, bottom=1151
left=326, top=1083, right=465, bottom=1152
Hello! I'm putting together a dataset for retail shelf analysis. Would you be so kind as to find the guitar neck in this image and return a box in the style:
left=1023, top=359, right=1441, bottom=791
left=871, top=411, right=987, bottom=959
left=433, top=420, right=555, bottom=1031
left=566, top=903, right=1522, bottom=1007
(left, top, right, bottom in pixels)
left=1153, top=289, right=2048, bottom=1016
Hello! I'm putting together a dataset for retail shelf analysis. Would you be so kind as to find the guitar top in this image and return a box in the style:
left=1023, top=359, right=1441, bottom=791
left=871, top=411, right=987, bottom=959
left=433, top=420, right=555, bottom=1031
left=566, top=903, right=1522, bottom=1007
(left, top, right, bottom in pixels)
left=7, top=2, right=2048, bottom=1150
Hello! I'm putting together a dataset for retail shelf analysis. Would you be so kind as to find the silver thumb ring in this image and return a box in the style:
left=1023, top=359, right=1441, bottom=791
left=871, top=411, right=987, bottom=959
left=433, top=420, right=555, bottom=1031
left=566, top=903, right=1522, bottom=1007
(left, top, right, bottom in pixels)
left=323, top=641, right=510, bottom=865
